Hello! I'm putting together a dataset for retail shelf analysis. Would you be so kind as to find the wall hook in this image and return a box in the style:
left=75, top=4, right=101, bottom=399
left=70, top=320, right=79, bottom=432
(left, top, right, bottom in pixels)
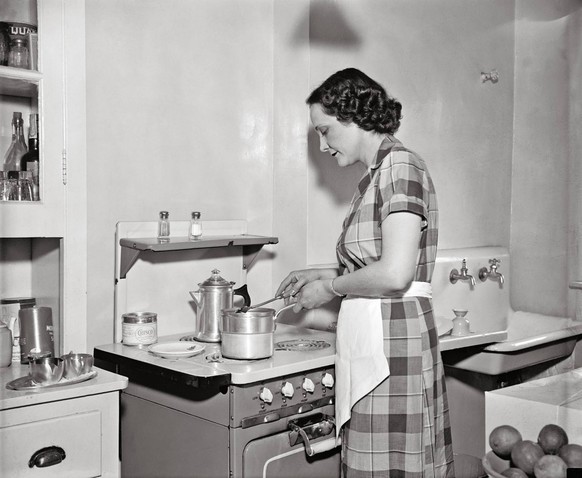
left=481, top=69, right=499, bottom=84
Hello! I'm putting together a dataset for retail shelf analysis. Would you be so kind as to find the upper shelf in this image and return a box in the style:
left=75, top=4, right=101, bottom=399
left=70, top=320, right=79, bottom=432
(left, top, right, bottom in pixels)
left=118, top=234, right=279, bottom=279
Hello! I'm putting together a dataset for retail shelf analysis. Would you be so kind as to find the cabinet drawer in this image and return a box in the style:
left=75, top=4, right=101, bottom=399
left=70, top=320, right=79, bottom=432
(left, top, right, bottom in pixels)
left=0, top=410, right=101, bottom=478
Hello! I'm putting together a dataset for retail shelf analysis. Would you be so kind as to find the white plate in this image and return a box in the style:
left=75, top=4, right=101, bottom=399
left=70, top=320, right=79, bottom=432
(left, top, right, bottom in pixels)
left=148, top=342, right=206, bottom=359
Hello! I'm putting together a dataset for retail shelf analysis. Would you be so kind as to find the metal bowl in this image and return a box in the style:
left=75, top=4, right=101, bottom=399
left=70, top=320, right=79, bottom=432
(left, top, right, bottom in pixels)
left=30, top=357, right=64, bottom=385
left=61, top=352, right=93, bottom=379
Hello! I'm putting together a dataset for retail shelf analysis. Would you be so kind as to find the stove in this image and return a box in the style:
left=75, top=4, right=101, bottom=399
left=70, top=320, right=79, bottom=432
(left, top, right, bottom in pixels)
left=94, top=324, right=340, bottom=478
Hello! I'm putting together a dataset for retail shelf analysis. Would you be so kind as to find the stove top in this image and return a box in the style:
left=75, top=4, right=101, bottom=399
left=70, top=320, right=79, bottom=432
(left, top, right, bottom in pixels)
left=95, top=324, right=336, bottom=385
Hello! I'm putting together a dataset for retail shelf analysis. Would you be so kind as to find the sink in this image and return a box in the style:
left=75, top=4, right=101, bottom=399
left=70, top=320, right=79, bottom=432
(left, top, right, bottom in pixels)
left=441, top=310, right=582, bottom=375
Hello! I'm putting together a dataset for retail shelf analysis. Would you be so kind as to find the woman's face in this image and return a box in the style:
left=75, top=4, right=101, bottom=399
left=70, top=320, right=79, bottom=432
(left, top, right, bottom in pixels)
left=309, top=104, right=364, bottom=167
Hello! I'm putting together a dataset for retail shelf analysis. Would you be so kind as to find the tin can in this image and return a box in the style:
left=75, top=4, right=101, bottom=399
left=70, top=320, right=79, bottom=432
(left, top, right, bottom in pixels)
left=122, top=312, right=158, bottom=347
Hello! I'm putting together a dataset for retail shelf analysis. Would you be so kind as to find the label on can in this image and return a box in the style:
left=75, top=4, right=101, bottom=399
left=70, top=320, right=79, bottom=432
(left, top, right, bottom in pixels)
left=122, top=312, right=158, bottom=346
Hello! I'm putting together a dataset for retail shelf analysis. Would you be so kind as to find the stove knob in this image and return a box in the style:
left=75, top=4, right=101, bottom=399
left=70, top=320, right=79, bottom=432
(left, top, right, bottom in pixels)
left=302, top=377, right=315, bottom=393
left=259, top=387, right=273, bottom=404
left=281, top=381, right=295, bottom=398
left=322, top=373, right=335, bottom=389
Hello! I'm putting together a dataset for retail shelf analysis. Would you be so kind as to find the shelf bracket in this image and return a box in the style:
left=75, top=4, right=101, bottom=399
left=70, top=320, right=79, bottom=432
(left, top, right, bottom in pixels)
left=119, top=248, right=141, bottom=280
left=242, top=245, right=264, bottom=271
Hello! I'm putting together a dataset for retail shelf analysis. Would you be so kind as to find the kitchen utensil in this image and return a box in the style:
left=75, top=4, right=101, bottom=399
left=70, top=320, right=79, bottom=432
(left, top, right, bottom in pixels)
left=237, top=294, right=284, bottom=313
left=7, top=370, right=98, bottom=390
left=189, top=269, right=251, bottom=343
left=29, top=356, right=64, bottom=385
left=220, top=307, right=276, bottom=359
left=18, top=306, right=54, bottom=363
left=61, top=352, right=93, bottom=379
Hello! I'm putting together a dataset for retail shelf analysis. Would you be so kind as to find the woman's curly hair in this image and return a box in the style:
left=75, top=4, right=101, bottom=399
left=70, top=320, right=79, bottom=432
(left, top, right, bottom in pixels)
left=306, top=68, right=402, bottom=135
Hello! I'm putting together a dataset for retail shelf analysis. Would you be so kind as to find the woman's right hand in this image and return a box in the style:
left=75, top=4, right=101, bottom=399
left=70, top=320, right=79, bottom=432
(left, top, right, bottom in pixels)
left=276, top=268, right=338, bottom=304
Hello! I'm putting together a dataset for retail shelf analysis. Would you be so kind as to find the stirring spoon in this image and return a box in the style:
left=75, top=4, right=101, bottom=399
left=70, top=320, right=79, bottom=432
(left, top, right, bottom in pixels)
left=237, top=291, right=295, bottom=313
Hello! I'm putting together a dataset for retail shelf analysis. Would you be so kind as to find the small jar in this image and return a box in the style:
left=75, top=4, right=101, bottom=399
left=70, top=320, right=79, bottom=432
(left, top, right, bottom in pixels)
left=188, top=211, right=202, bottom=240
left=8, top=38, right=29, bottom=69
left=122, top=312, right=158, bottom=347
left=0, top=324, right=13, bottom=367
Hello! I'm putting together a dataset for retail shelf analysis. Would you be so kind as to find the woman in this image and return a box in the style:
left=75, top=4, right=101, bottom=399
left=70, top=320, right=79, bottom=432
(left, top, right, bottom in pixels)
left=276, top=68, right=455, bottom=477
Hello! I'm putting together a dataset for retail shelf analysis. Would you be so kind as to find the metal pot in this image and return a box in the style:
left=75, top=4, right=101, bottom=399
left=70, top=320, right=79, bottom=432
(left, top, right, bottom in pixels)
left=189, top=270, right=251, bottom=343
left=220, top=307, right=276, bottom=359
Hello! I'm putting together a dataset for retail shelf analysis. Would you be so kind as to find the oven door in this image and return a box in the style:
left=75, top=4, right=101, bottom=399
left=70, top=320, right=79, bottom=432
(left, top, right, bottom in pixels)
left=242, top=412, right=340, bottom=478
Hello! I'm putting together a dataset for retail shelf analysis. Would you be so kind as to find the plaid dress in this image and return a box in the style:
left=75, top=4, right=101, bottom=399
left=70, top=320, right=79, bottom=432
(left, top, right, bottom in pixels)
left=336, top=136, right=455, bottom=477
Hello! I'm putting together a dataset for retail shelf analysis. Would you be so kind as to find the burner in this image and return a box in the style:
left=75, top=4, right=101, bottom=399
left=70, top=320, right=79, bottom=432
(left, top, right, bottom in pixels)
left=275, top=339, right=331, bottom=351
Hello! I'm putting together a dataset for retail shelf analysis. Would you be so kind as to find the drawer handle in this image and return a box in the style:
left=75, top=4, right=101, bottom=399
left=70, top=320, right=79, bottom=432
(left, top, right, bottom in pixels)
left=28, top=446, right=66, bottom=468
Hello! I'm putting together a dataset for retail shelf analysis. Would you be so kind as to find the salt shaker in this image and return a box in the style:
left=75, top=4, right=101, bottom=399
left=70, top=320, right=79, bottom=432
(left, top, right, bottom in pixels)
left=158, top=211, right=170, bottom=243
left=188, top=211, right=202, bottom=240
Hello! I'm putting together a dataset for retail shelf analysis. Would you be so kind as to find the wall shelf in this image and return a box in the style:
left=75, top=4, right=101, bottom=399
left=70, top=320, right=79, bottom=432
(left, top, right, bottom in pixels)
left=119, top=234, right=279, bottom=279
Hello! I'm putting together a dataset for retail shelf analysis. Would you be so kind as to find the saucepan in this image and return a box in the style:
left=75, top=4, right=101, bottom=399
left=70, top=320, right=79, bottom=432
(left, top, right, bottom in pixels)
left=220, top=304, right=296, bottom=360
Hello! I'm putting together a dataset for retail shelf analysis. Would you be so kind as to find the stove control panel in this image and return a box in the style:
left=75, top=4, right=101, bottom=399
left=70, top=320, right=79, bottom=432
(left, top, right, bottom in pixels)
left=230, top=367, right=335, bottom=429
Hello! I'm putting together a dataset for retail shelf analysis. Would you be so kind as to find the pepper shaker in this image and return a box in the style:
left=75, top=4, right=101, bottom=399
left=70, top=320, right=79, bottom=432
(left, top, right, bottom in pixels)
left=157, top=211, right=170, bottom=243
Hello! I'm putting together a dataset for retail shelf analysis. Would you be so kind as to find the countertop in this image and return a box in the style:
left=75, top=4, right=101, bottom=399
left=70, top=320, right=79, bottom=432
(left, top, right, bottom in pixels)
left=1, top=363, right=128, bottom=411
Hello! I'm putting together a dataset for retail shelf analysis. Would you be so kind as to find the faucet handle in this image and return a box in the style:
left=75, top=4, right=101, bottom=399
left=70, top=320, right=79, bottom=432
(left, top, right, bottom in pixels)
left=460, top=259, right=468, bottom=272
left=489, top=258, right=501, bottom=268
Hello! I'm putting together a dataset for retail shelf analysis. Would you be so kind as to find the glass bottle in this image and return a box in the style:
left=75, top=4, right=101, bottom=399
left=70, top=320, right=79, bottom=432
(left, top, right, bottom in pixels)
left=158, top=211, right=170, bottom=243
left=8, top=38, right=29, bottom=69
left=20, top=114, right=39, bottom=200
left=188, top=211, right=202, bottom=240
left=3, top=112, right=28, bottom=173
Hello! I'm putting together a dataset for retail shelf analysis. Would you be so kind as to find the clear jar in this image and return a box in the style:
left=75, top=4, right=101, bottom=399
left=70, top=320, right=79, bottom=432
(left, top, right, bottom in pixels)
left=8, top=38, right=29, bottom=69
left=0, top=171, right=9, bottom=201
left=16, top=171, right=33, bottom=201
left=0, top=324, right=12, bottom=367
left=158, top=211, right=170, bottom=243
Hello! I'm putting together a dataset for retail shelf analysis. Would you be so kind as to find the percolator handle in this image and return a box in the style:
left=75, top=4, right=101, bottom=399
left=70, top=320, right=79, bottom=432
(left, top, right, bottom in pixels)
left=234, top=284, right=251, bottom=307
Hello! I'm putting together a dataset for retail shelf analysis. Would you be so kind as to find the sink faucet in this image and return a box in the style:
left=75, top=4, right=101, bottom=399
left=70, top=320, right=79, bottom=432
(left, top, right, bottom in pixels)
left=449, top=259, right=476, bottom=286
left=479, top=258, right=505, bottom=285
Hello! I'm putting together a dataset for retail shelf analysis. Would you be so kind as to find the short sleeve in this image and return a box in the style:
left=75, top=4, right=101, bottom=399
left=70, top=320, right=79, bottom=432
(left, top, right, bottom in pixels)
left=377, top=151, right=429, bottom=228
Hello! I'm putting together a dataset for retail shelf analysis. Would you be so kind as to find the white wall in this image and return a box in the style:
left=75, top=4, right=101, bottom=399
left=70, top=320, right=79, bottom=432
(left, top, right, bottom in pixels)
left=85, top=0, right=580, bottom=350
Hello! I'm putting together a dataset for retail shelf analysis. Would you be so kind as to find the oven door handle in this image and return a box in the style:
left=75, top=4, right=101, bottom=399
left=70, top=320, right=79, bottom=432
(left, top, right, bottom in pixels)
left=288, top=414, right=340, bottom=456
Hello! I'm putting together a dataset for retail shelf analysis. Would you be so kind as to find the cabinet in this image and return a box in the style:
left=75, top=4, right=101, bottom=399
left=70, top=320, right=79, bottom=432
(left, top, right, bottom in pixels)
left=0, top=0, right=65, bottom=236
left=0, top=363, right=128, bottom=477
left=0, top=0, right=87, bottom=354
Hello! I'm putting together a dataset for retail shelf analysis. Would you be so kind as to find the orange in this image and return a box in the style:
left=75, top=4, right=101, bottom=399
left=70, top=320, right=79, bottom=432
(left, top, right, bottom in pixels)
left=558, top=443, right=582, bottom=468
left=501, top=467, right=528, bottom=477
left=489, top=425, right=523, bottom=459
left=511, top=440, right=545, bottom=476
left=537, top=424, right=568, bottom=455
left=533, top=454, right=567, bottom=478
